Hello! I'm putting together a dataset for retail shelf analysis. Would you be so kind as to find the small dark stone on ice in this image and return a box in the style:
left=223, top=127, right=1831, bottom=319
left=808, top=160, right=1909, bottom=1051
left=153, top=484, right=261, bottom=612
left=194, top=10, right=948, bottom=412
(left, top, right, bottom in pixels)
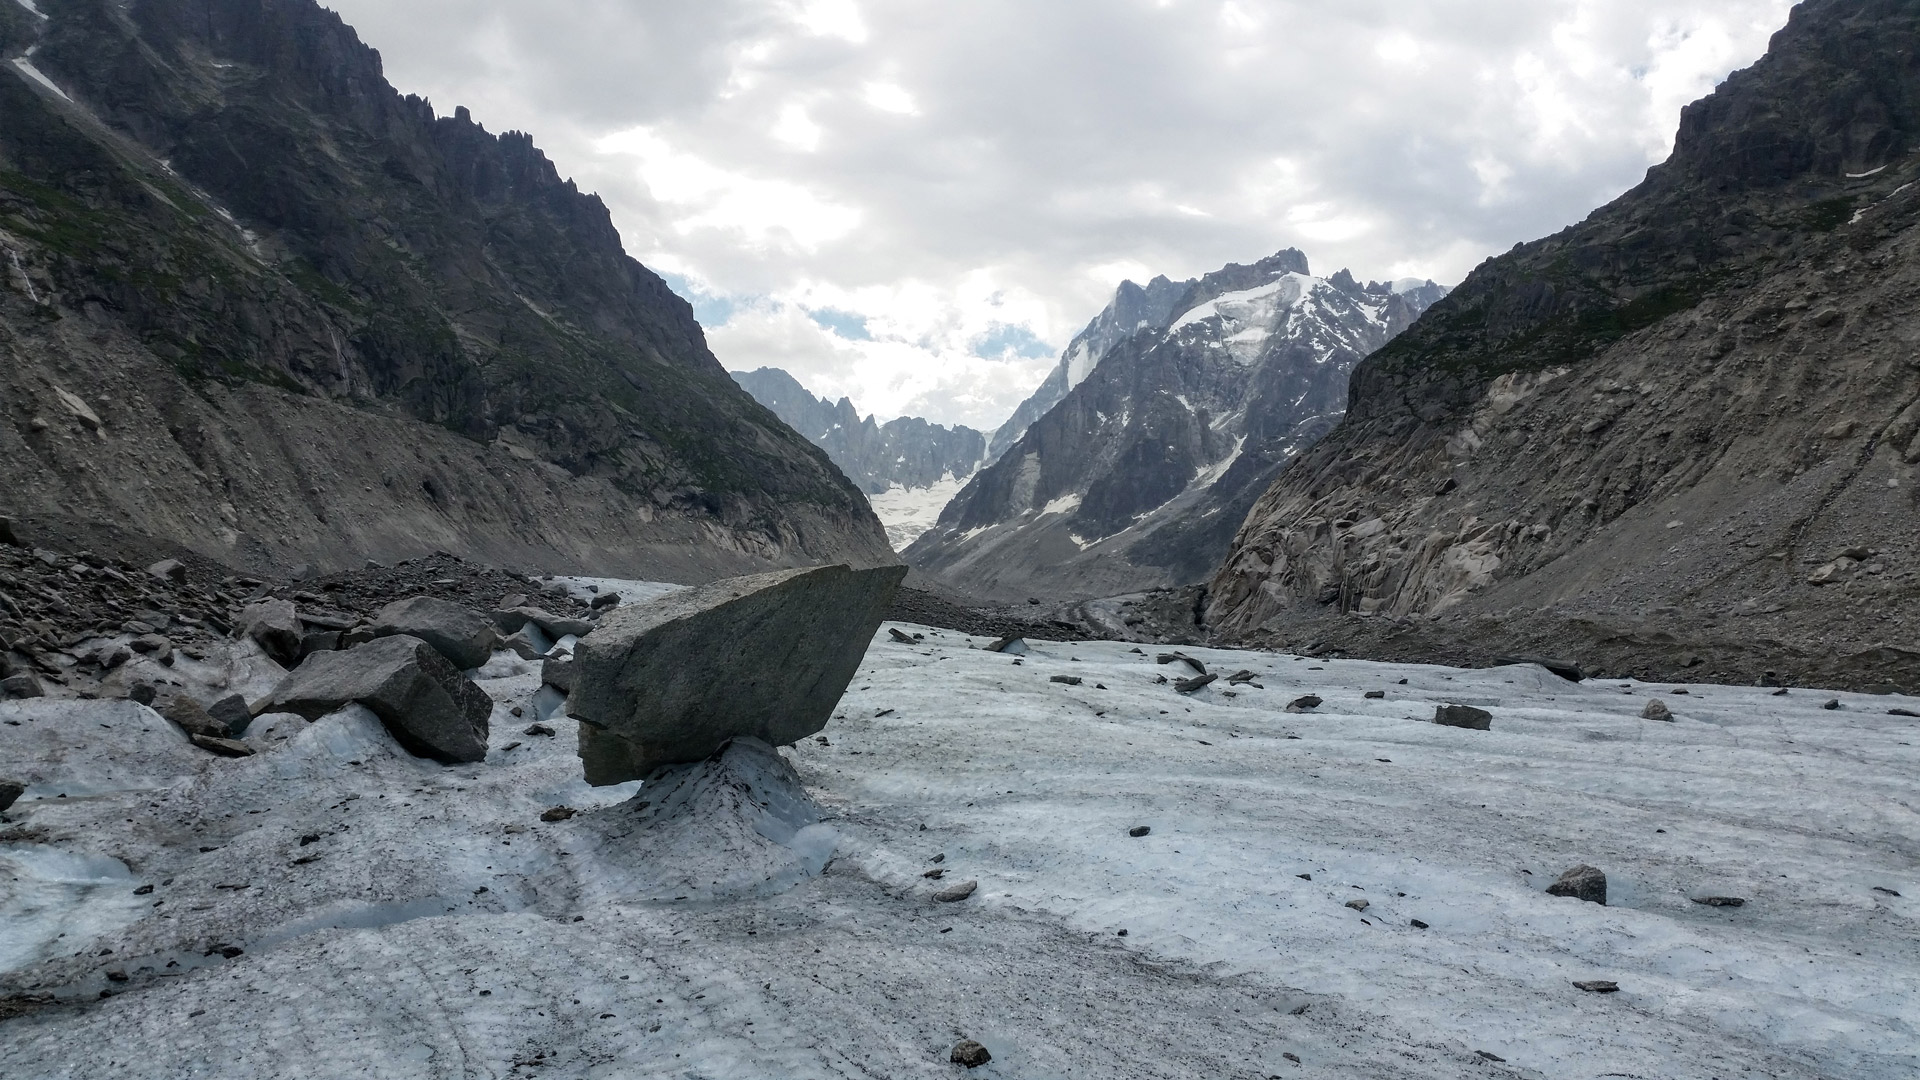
left=1474, top=1050, right=1505, bottom=1062
left=1175, top=673, right=1217, bottom=694
left=1397, top=678, right=1408, bottom=685
left=1049, top=675, right=1083, bottom=686
left=1296, top=873, right=1311, bottom=881
left=190, top=734, right=256, bottom=758
left=1410, top=919, right=1429, bottom=929
left=1158, top=653, right=1206, bottom=674
left=1129, top=825, right=1151, bottom=837
left=1434, top=704, right=1492, bottom=730
left=1823, top=699, right=1841, bottom=711
left=524, top=723, right=555, bottom=737
left=1573, top=980, right=1619, bottom=993
left=950, top=1040, right=991, bottom=1068
left=923, top=868, right=946, bottom=879
left=1547, top=865, right=1607, bottom=905
left=133, top=884, right=153, bottom=896
left=1691, top=896, right=1746, bottom=907
left=1872, top=886, right=1901, bottom=896
left=540, top=806, right=576, bottom=822
left=128, top=683, right=157, bottom=706
left=1283, top=1051, right=1302, bottom=1063
left=0, top=780, right=24, bottom=813
left=1364, top=690, right=1386, bottom=699
left=1890, top=709, right=1920, bottom=718
left=888, top=628, right=916, bottom=643
left=1287, top=695, right=1322, bottom=712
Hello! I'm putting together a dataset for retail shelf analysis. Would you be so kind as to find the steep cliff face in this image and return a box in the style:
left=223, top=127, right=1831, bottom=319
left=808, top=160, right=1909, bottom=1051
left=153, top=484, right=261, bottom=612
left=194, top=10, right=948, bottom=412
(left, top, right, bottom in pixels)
left=1209, top=0, right=1920, bottom=691
left=907, top=250, right=1444, bottom=602
left=0, top=0, right=892, bottom=578
left=731, top=367, right=986, bottom=496
left=984, top=275, right=1190, bottom=464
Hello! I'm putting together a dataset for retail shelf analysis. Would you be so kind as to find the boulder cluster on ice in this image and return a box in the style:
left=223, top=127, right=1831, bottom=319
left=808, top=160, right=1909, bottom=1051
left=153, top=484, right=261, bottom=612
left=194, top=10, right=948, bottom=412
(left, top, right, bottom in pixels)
left=2, top=574, right=1917, bottom=1078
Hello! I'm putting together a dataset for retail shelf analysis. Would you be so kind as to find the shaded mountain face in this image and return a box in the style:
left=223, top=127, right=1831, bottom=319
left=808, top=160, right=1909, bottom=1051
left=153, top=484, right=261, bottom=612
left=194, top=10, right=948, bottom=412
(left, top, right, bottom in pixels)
left=0, top=0, right=891, bottom=578
left=731, top=368, right=986, bottom=495
left=1208, top=0, right=1920, bottom=692
left=906, top=249, right=1445, bottom=602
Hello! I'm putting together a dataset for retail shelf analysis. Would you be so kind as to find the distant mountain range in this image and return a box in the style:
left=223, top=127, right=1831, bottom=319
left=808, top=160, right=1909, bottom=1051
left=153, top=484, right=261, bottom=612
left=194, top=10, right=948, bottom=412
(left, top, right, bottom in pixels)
left=732, top=368, right=986, bottom=549
left=906, top=250, right=1446, bottom=601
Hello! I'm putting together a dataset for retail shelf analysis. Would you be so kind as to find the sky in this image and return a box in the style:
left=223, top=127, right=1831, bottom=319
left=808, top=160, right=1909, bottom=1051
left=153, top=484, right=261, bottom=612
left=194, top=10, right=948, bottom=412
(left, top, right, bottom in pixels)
left=323, top=0, right=1795, bottom=431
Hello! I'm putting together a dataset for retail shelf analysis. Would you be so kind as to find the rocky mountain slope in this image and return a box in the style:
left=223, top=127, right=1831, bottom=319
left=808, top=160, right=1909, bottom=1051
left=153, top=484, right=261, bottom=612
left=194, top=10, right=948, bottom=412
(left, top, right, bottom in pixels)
left=731, top=367, right=985, bottom=496
left=908, top=250, right=1444, bottom=601
left=1207, top=0, right=1920, bottom=693
left=0, top=0, right=892, bottom=581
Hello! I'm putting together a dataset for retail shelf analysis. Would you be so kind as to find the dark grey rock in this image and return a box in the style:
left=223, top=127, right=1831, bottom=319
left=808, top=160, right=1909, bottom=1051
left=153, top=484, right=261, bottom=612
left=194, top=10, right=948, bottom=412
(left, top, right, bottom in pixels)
left=3, top=672, right=44, bottom=699
left=373, top=597, right=499, bottom=670
left=241, top=600, right=303, bottom=666
left=1364, top=689, right=1386, bottom=699
left=502, top=631, right=550, bottom=660
left=950, top=1040, right=992, bottom=1068
left=1287, top=694, right=1323, bottom=712
left=1434, top=704, right=1492, bottom=730
left=542, top=654, right=576, bottom=694
left=590, top=592, right=621, bottom=611
left=0, top=517, right=17, bottom=546
left=1690, top=896, right=1746, bottom=907
left=491, top=607, right=593, bottom=640
left=1345, top=898, right=1370, bottom=911
left=146, top=559, right=186, bottom=583
left=1129, top=825, right=1151, bottom=837
left=888, top=627, right=916, bottom=643
left=190, top=734, right=255, bottom=757
left=1049, top=675, right=1083, bottom=686
left=1159, top=653, right=1206, bottom=674
left=1891, top=708, right=1920, bottom=718
left=1642, top=699, right=1674, bottom=722
left=162, top=696, right=226, bottom=740
left=1548, top=864, right=1607, bottom=905
left=568, top=564, right=906, bottom=785
left=127, top=682, right=156, bottom=706
left=1822, top=699, right=1842, bottom=711
left=1174, top=673, right=1217, bottom=694
left=984, top=636, right=1028, bottom=654
left=206, top=695, right=254, bottom=738
left=267, top=636, right=492, bottom=764
left=0, top=780, right=24, bottom=812
left=299, top=631, right=342, bottom=660
left=1573, top=980, right=1620, bottom=993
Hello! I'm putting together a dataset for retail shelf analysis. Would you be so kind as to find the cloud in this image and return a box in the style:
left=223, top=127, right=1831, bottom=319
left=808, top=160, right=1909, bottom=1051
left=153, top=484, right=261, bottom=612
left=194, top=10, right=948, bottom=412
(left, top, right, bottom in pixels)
left=325, top=0, right=1793, bottom=428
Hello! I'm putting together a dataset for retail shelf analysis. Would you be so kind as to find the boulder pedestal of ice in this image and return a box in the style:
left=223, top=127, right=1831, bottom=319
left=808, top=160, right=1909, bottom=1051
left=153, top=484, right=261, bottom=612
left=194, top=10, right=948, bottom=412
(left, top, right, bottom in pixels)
left=567, top=564, right=905, bottom=785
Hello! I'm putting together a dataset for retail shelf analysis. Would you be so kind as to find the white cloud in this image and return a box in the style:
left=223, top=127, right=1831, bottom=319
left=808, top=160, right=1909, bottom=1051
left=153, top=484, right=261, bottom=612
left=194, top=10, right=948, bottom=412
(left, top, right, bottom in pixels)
left=323, top=0, right=1795, bottom=430
left=862, top=81, right=919, bottom=115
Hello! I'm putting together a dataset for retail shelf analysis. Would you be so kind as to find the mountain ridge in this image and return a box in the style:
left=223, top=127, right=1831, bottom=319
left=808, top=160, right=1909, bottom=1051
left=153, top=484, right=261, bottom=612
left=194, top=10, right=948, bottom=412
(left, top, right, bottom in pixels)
left=0, top=0, right=892, bottom=579
left=1206, top=0, right=1920, bottom=693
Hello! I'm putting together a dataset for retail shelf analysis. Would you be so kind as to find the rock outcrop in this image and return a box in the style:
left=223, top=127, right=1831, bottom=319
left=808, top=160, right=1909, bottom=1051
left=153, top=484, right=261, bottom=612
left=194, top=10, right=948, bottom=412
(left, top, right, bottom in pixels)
left=568, top=564, right=906, bottom=785
left=1207, top=0, right=1920, bottom=693
left=909, top=251, right=1444, bottom=602
left=269, top=635, right=492, bottom=763
left=0, top=0, right=891, bottom=581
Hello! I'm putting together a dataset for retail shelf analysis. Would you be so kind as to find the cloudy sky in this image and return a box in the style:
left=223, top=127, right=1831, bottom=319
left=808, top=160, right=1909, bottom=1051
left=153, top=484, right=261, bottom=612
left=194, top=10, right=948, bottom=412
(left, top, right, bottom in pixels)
left=327, top=0, right=1793, bottom=431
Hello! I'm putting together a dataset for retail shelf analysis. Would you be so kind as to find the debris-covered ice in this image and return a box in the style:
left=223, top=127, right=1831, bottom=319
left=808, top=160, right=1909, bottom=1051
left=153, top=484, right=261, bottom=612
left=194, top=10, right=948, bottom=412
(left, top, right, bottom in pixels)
left=2, top=602, right=1915, bottom=1078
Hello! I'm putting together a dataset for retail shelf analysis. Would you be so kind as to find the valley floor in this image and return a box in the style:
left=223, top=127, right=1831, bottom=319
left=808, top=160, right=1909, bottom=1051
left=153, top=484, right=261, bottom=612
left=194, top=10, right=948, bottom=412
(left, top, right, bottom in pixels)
left=2, top=591, right=1916, bottom=1078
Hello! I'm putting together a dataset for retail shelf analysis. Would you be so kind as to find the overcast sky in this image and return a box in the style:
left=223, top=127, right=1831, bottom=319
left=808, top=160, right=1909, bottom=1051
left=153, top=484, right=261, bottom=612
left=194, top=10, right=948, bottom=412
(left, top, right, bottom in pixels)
left=325, top=0, right=1793, bottom=431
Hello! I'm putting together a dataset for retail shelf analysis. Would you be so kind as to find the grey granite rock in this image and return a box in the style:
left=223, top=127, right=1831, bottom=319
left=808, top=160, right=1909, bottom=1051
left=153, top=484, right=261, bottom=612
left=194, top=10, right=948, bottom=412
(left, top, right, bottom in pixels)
left=1548, top=864, right=1607, bottom=905
left=1434, top=704, right=1493, bottom=730
left=569, top=564, right=906, bottom=785
left=268, top=636, right=492, bottom=764
left=373, top=596, right=499, bottom=670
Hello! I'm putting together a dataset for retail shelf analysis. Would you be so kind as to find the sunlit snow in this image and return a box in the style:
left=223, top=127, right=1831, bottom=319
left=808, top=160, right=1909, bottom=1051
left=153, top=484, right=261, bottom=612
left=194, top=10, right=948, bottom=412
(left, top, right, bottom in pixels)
left=867, top=472, right=972, bottom=550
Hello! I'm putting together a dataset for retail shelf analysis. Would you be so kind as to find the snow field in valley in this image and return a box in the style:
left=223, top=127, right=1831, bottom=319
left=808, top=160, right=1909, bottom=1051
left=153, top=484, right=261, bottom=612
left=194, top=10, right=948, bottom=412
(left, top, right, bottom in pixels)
left=0, top=602, right=1914, bottom=1078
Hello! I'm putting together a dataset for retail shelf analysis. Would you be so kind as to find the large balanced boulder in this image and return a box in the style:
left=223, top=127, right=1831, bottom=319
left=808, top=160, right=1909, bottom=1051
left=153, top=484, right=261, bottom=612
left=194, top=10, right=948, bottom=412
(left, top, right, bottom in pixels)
left=373, top=597, right=499, bottom=670
left=569, top=564, right=907, bottom=785
left=267, top=635, right=492, bottom=764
